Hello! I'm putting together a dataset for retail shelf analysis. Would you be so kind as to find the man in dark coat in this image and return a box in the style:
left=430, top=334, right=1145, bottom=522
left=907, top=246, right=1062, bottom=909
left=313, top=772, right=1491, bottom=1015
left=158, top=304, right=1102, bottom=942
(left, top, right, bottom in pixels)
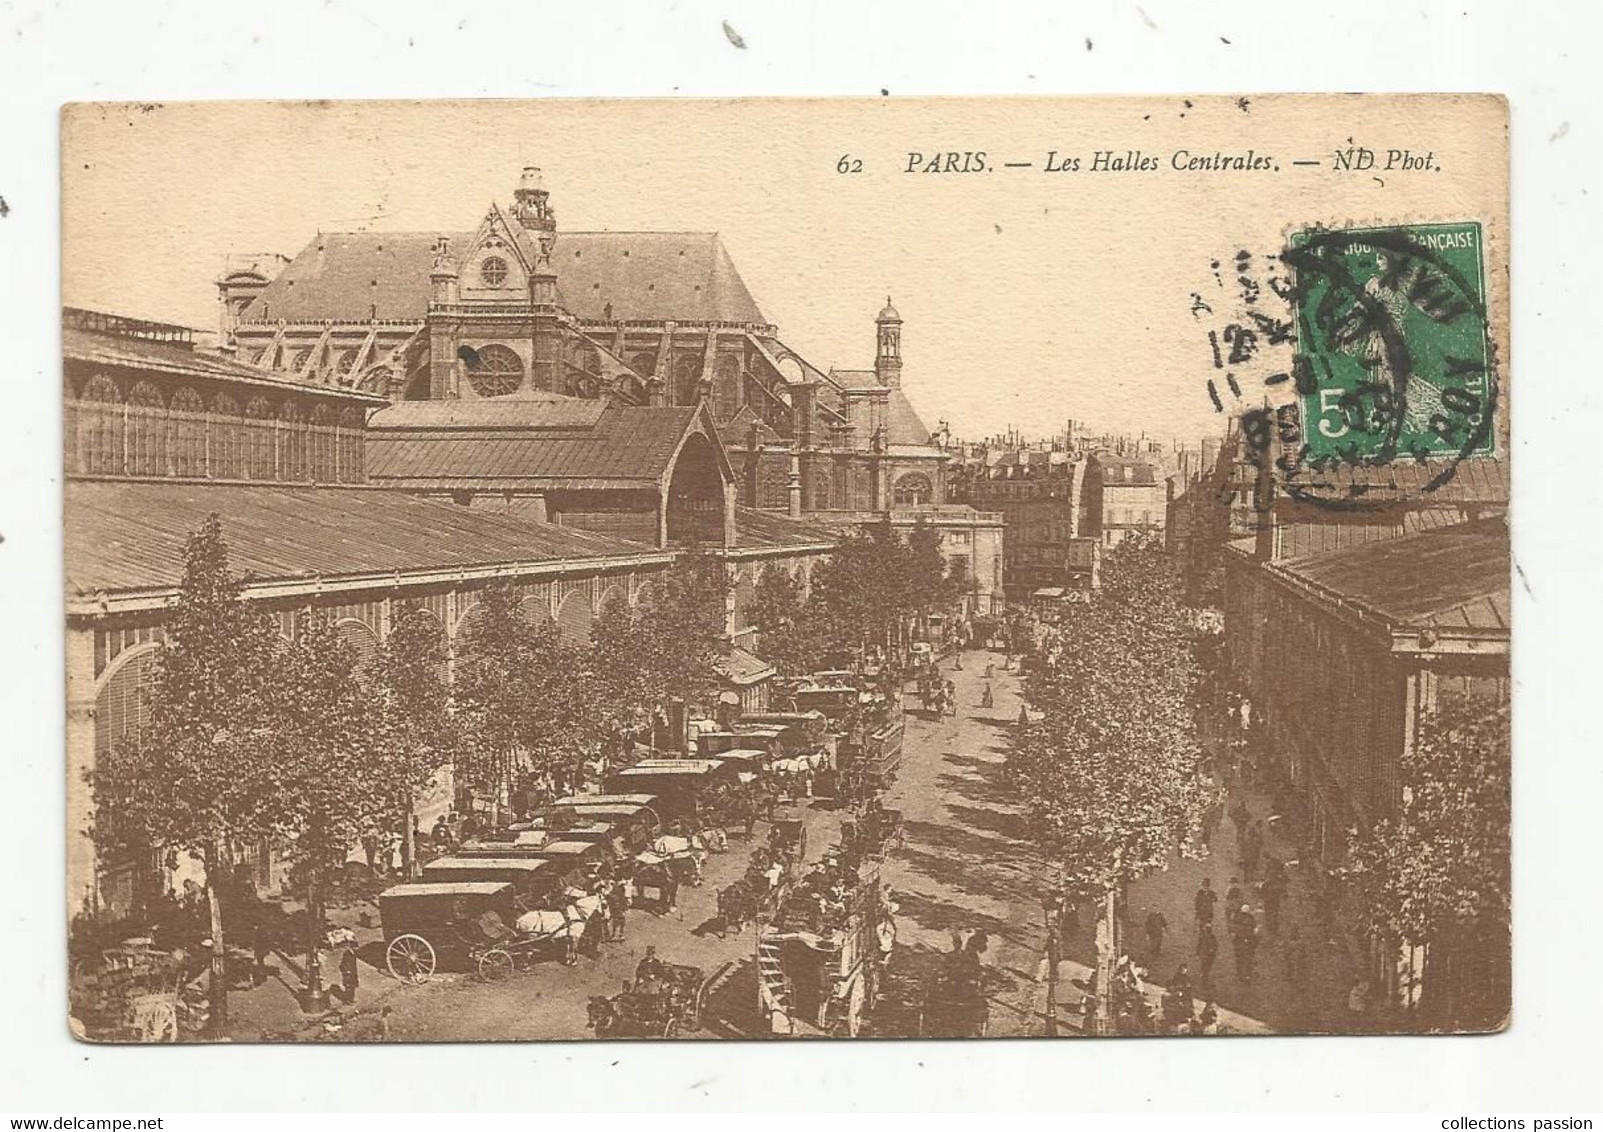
left=1196, top=922, right=1219, bottom=985
left=1193, top=879, right=1217, bottom=929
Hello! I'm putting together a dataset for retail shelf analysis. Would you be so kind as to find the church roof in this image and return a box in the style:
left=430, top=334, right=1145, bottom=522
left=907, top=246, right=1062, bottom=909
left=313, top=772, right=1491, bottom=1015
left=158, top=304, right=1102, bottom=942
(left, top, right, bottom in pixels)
left=241, top=230, right=767, bottom=326
left=886, top=387, right=933, bottom=446
left=364, top=400, right=705, bottom=490
left=65, top=480, right=660, bottom=602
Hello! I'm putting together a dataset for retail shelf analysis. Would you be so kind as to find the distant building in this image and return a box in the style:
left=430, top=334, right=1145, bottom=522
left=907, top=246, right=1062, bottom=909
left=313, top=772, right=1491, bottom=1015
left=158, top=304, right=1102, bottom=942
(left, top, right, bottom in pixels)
left=1083, top=453, right=1166, bottom=547
left=967, top=448, right=1094, bottom=602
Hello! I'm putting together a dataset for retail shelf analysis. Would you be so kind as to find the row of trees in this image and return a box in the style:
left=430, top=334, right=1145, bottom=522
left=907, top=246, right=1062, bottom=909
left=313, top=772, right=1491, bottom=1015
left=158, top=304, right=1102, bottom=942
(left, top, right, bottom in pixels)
left=89, top=516, right=731, bottom=1032
left=1338, top=693, right=1511, bottom=1030
left=1006, top=536, right=1218, bottom=1032
left=748, top=516, right=962, bottom=675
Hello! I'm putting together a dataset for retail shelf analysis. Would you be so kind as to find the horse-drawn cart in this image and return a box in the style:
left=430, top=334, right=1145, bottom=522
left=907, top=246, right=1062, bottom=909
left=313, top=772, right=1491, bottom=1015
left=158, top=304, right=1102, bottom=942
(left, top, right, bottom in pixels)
left=378, top=880, right=517, bottom=983
left=587, top=961, right=709, bottom=1038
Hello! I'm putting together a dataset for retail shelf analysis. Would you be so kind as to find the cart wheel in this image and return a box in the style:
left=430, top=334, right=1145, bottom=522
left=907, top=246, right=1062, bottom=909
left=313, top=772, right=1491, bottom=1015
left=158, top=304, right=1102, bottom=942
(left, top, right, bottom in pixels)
left=477, top=948, right=514, bottom=982
left=386, top=934, right=436, bottom=983
left=664, top=1016, right=680, bottom=1039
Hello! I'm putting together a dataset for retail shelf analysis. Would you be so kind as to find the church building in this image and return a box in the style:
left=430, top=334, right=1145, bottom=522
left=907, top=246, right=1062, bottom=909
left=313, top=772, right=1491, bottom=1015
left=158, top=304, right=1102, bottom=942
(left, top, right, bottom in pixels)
left=216, top=167, right=1000, bottom=611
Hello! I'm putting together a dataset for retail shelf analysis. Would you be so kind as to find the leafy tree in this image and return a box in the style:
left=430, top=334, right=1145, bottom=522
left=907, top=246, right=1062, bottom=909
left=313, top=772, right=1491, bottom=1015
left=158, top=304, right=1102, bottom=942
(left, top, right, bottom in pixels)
left=273, top=613, right=392, bottom=1000
left=907, top=516, right=961, bottom=633
left=89, top=514, right=285, bottom=1033
left=749, top=565, right=819, bottom=676
left=808, top=527, right=905, bottom=656
left=1337, top=692, right=1511, bottom=1029
left=586, top=591, right=653, bottom=743
left=369, top=602, right=456, bottom=878
left=517, top=619, right=602, bottom=780
left=632, top=554, right=732, bottom=716
left=1007, top=536, right=1216, bottom=1031
left=454, top=581, right=607, bottom=810
left=453, top=581, right=542, bottom=818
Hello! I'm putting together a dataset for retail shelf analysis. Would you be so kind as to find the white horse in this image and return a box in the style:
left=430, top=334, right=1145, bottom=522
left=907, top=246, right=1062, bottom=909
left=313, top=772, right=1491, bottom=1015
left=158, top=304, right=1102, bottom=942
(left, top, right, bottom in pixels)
left=513, top=899, right=593, bottom=965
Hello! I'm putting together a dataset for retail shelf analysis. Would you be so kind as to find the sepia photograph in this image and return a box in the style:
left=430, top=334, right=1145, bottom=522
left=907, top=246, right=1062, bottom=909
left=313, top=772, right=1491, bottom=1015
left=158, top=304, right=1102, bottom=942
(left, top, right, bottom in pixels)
left=58, top=93, right=1511, bottom=1047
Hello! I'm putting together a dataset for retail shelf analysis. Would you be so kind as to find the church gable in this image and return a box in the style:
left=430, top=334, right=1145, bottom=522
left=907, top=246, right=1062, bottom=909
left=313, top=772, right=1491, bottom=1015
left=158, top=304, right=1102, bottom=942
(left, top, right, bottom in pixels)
left=458, top=204, right=536, bottom=302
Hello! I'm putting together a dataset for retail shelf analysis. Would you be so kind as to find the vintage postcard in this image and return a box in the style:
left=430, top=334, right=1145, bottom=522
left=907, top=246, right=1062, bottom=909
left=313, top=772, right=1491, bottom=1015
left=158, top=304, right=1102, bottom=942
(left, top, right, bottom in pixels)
left=61, top=94, right=1509, bottom=1043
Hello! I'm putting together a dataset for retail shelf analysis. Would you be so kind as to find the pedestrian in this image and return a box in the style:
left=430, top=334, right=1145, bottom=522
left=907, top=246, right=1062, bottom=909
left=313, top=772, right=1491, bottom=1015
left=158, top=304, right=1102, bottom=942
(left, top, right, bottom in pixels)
left=609, top=882, right=629, bottom=941
left=339, top=946, right=360, bottom=1005
left=1193, top=878, right=1217, bottom=929
left=1233, top=907, right=1257, bottom=979
left=1144, top=908, right=1167, bottom=956
left=1230, top=800, right=1251, bottom=847
left=252, top=916, right=272, bottom=987
left=379, top=1005, right=393, bottom=1040
left=980, top=682, right=994, bottom=709
left=1196, top=922, right=1218, bottom=985
left=1224, top=878, right=1244, bottom=928
left=583, top=906, right=606, bottom=958
left=1171, top=962, right=1193, bottom=1001
left=944, top=680, right=957, bottom=716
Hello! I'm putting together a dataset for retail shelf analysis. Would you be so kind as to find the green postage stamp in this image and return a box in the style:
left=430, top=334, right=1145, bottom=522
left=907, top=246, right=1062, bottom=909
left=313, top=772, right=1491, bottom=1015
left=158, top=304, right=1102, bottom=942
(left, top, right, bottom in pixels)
left=1288, top=221, right=1496, bottom=467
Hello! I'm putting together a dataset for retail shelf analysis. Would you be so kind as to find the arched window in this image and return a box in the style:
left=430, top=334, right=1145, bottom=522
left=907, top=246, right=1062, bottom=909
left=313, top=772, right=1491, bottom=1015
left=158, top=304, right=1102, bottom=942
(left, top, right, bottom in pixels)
left=290, top=348, right=313, bottom=375
left=555, top=590, right=593, bottom=646
left=338, top=406, right=364, bottom=483
left=673, top=352, right=703, bottom=406
left=169, top=388, right=206, bottom=477
left=210, top=394, right=242, bottom=479
left=96, top=649, right=159, bottom=755
left=893, top=472, right=934, bottom=506
left=335, top=349, right=359, bottom=380
left=334, top=619, right=381, bottom=685
left=758, top=463, right=788, bottom=510
left=812, top=467, right=833, bottom=511
left=629, top=352, right=658, bottom=380
left=712, top=354, right=741, bottom=422
left=78, top=375, right=124, bottom=475
left=309, top=403, right=336, bottom=483
left=279, top=402, right=308, bottom=482
left=127, top=381, right=167, bottom=476
left=462, top=343, right=524, bottom=398
left=244, top=397, right=276, bottom=480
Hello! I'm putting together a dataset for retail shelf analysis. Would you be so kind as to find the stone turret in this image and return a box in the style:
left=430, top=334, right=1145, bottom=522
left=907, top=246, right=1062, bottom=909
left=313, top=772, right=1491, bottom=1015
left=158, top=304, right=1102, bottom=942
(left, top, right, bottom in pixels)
left=875, top=296, right=903, bottom=388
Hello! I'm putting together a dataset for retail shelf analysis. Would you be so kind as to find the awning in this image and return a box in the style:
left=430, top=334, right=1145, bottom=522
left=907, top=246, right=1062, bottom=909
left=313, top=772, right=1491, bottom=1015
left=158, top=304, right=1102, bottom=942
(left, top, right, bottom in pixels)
left=715, top=646, right=777, bottom=687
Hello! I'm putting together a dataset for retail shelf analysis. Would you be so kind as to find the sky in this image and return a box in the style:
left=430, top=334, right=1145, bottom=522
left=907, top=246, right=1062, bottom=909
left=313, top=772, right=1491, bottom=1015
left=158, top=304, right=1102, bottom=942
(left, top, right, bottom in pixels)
left=61, top=95, right=1507, bottom=445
